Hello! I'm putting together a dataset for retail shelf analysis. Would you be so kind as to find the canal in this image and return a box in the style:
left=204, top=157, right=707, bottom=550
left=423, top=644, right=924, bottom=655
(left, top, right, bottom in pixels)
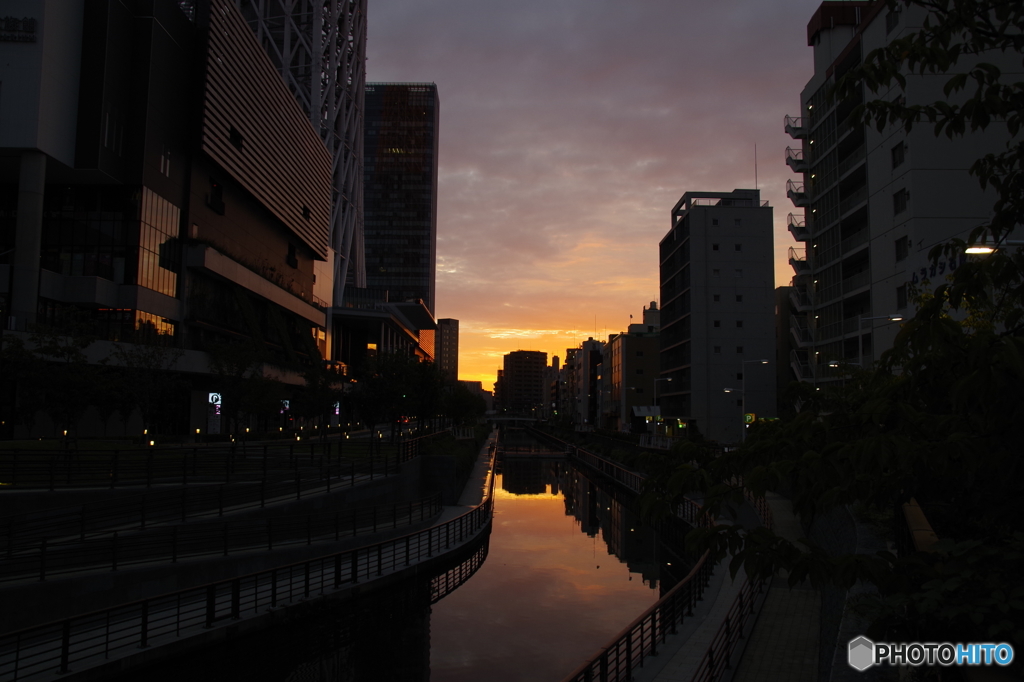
left=110, top=428, right=685, bottom=682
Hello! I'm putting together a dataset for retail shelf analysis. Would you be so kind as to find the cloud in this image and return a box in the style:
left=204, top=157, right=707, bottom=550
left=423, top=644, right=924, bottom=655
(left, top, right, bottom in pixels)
left=367, top=0, right=822, bottom=383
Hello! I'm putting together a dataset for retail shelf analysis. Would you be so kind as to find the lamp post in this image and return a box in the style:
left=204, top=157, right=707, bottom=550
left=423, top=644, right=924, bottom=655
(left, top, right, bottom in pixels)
left=723, top=359, right=768, bottom=443
left=857, top=314, right=903, bottom=367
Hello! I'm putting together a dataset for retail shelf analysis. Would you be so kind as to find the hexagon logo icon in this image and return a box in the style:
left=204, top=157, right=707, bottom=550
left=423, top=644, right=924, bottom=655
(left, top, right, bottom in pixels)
left=848, top=636, right=875, bottom=671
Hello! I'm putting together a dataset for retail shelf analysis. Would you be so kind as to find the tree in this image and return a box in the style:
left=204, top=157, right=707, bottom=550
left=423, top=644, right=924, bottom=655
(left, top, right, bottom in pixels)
left=642, top=0, right=1024, bottom=658
left=107, top=328, right=185, bottom=438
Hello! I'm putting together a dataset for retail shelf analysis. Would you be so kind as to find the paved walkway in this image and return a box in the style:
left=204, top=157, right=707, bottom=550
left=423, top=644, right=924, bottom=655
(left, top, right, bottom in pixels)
left=632, top=492, right=821, bottom=682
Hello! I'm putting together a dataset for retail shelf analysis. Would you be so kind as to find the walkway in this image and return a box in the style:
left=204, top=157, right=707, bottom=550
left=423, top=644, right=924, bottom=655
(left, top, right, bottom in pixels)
left=0, top=432, right=498, bottom=682
left=633, top=492, right=820, bottom=682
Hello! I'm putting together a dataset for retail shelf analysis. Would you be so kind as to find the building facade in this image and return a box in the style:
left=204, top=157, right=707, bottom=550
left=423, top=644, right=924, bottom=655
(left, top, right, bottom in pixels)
left=436, top=318, right=459, bottom=381
left=499, top=350, right=547, bottom=414
left=603, top=302, right=661, bottom=432
left=659, top=189, right=777, bottom=443
left=783, top=2, right=1009, bottom=385
left=362, top=83, right=439, bottom=315
left=0, top=0, right=334, bottom=435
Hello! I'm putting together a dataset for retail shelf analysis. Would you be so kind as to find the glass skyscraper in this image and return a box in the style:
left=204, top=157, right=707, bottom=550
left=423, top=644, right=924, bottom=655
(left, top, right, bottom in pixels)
left=363, top=83, right=439, bottom=315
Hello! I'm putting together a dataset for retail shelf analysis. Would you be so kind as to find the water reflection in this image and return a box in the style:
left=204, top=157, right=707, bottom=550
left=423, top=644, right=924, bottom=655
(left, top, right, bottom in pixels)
left=429, top=454, right=671, bottom=682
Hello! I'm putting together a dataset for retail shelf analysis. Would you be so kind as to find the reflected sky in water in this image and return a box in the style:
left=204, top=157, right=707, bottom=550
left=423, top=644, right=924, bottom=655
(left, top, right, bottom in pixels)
left=430, top=467, right=660, bottom=682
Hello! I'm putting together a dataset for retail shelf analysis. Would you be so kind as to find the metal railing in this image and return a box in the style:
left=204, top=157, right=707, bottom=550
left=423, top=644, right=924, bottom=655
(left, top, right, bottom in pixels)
left=0, top=440, right=497, bottom=681
left=561, top=546, right=714, bottom=682
left=1, top=450, right=416, bottom=556
left=0, top=437, right=428, bottom=489
left=0, top=494, right=443, bottom=583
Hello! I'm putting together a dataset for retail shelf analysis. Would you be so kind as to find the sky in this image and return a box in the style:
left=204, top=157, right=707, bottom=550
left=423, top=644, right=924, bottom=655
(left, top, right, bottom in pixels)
left=366, top=0, right=823, bottom=389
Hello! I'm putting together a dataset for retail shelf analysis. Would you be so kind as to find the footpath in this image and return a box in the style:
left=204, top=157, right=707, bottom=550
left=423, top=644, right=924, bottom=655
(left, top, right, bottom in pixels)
left=633, top=492, right=821, bottom=682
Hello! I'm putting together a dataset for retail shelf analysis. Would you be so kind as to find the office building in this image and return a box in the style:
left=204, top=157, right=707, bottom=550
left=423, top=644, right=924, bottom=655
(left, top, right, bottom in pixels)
left=436, top=318, right=459, bottom=381
left=1, top=0, right=333, bottom=434
left=784, top=2, right=1010, bottom=385
left=569, top=337, right=604, bottom=428
left=363, top=83, right=439, bottom=315
left=659, top=189, right=776, bottom=444
left=500, top=350, right=547, bottom=414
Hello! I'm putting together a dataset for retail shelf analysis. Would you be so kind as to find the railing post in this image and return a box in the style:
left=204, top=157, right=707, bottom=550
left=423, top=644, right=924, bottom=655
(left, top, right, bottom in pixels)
left=111, top=531, right=118, bottom=571
left=59, top=620, right=71, bottom=673
left=334, top=555, right=342, bottom=588
left=39, top=538, right=47, bottom=581
left=271, top=570, right=278, bottom=607
left=218, top=486, right=224, bottom=517
left=231, top=579, right=240, bottom=619
left=140, top=600, right=149, bottom=648
left=599, top=650, right=608, bottom=682
left=205, top=585, right=216, bottom=627
left=223, top=522, right=229, bottom=556
left=172, top=526, right=178, bottom=563
left=351, top=551, right=359, bottom=583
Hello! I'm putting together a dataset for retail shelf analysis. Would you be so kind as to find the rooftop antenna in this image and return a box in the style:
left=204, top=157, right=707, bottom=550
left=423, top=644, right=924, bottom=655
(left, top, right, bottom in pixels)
left=754, top=143, right=758, bottom=190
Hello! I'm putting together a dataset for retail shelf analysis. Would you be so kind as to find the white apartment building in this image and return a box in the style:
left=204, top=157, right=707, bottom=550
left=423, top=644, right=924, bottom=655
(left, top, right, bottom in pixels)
left=659, top=189, right=777, bottom=444
left=784, top=1, right=1015, bottom=383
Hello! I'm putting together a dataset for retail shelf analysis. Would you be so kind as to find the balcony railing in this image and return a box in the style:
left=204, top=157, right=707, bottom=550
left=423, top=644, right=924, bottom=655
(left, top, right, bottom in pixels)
left=842, top=270, right=870, bottom=294
left=837, top=144, right=866, bottom=177
left=788, top=287, right=812, bottom=311
left=840, top=228, right=869, bottom=254
left=784, top=115, right=807, bottom=139
left=788, top=246, right=810, bottom=274
left=785, top=147, right=807, bottom=173
left=787, top=213, right=809, bottom=242
left=786, top=179, right=809, bottom=207
left=790, top=350, right=812, bottom=379
left=789, top=315, right=813, bottom=346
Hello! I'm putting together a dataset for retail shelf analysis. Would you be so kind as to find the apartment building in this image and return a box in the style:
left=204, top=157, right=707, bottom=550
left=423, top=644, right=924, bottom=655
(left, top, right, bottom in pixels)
left=784, top=1, right=1010, bottom=384
left=659, top=189, right=776, bottom=444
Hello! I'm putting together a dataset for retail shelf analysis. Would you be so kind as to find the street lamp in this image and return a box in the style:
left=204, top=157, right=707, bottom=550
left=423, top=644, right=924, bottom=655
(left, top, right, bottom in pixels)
left=964, top=238, right=1024, bottom=254
left=857, top=314, right=903, bottom=366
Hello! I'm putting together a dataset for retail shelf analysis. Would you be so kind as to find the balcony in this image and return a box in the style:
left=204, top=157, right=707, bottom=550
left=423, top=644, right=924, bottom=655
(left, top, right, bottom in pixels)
left=787, top=213, right=809, bottom=242
left=790, top=349, right=812, bottom=380
left=788, top=287, right=812, bottom=312
left=789, top=315, right=813, bottom=347
left=784, top=115, right=807, bottom=139
left=837, top=144, right=866, bottom=178
left=789, top=246, right=810, bottom=274
left=787, top=179, right=809, bottom=207
left=785, top=147, right=808, bottom=173
left=842, top=270, right=870, bottom=295
left=838, top=185, right=868, bottom=216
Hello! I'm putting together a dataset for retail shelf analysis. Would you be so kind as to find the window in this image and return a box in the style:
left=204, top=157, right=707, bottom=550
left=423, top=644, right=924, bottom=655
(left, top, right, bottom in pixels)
left=713, top=269, right=720, bottom=276
left=736, top=320, right=744, bottom=328
left=635, top=387, right=644, bottom=394
left=734, top=269, right=743, bottom=278
left=713, top=346, right=721, bottom=354
left=636, top=350, right=644, bottom=357
left=886, top=8, right=901, bottom=33
left=713, top=320, right=721, bottom=328
left=287, top=244, right=298, bottom=268
left=735, top=244, right=742, bottom=252
left=636, top=368, right=644, bottom=375
left=891, top=141, right=905, bottom=168
left=737, top=372, right=743, bottom=380
left=895, top=236, right=909, bottom=262
left=713, top=294, right=720, bottom=302
left=734, top=218, right=742, bottom=226
left=735, top=295, right=743, bottom=302
left=736, top=399, right=743, bottom=407
left=302, top=205, right=311, bottom=221
left=736, top=346, right=744, bottom=353
left=712, top=218, right=719, bottom=226
left=159, top=146, right=171, bottom=177
left=893, top=189, right=908, bottom=215
left=712, top=243, right=720, bottom=251
left=897, top=284, right=908, bottom=309
left=208, top=178, right=225, bottom=215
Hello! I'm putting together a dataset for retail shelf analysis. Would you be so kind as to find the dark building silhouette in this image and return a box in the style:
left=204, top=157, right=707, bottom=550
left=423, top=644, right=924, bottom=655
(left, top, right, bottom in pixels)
left=436, top=318, right=459, bottom=381
left=500, top=350, right=547, bottom=414
left=362, top=83, right=439, bottom=315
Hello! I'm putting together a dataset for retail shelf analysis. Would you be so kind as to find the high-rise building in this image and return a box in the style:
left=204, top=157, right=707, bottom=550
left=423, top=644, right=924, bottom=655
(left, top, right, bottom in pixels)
left=234, top=0, right=367, bottom=310
left=436, top=318, right=459, bottom=380
left=659, top=189, right=776, bottom=443
left=0, top=0, right=333, bottom=434
left=783, top=2, right=1010, bottom=386
left=500, top=350, right=547, bottom=414
left=363, top=83, right=439, bottom=315
left=569, top=338, right=604, bottom=428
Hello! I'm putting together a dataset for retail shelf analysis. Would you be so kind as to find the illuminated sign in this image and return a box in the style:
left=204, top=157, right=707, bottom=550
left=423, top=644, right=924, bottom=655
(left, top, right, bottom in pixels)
left=743, top=413, right=756, bottom=424
left=208, top=393, right=221, bottom=405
